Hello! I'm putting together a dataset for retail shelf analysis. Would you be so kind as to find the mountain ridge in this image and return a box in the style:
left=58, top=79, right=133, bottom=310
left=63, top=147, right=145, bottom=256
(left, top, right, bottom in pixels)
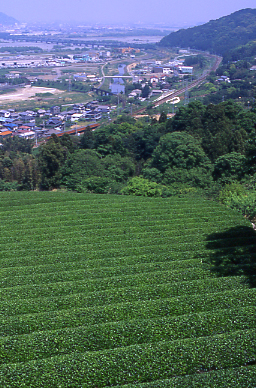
left=159, top=8, right=256, bottom=56
left=0, top=12, right=18, bottom=25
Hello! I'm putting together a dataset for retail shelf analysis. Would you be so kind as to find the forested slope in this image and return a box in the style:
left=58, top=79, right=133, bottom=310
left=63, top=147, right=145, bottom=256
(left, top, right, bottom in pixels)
left=159, top=8, right=256, bottom=56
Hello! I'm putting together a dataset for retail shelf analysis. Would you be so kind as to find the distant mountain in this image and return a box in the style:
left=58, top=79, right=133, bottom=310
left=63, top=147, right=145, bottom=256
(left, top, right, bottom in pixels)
left=0, top=12, right=18, bottom=25
left=159, top=8, right=256, bottom=56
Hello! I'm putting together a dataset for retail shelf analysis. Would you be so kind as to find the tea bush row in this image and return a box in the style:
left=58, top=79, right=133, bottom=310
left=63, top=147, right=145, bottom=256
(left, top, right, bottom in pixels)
left=113, top=365, right=256, bottom=388
left=0, top=329, right=255, bottom=387
left=1, top=286, right=254, bottom=335
left=1, top=306, right=255, bottom=364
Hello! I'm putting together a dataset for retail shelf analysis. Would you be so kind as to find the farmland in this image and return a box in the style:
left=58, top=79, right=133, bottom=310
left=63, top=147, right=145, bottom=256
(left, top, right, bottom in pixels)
left=0, top=191, right=255, bottom=387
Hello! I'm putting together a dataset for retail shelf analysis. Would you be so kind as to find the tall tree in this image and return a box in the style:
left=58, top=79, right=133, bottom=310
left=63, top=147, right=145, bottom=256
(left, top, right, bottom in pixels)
left=38, top=135, right=69, bottom=190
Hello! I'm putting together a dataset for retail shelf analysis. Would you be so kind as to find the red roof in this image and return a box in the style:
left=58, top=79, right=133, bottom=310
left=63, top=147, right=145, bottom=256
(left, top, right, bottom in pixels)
left=46, top=123, right=100, bottom=139
left=0, top=130, right=12, bottom=136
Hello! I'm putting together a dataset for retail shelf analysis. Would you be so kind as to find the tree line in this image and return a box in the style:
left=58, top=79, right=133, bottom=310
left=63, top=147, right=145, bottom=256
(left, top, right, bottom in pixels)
left=0, top=100, right=255, bottom=207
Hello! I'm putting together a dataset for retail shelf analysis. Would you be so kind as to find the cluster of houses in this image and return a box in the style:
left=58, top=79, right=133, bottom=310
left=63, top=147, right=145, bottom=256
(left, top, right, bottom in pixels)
left=131, top=59, right=193, bottom=87
left=0, top=45, right=134, bottom=71
left=0, top=57, right=69, bottom=69
left=0, top=49, right=112, bottom=70
left=0, top=102, right=111, bottom=141
left=216, top=75, right=231, bottom=83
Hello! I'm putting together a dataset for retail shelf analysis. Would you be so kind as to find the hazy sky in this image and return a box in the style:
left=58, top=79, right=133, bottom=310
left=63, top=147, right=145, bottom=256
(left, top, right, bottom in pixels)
left=2, top=0, right=256, bottom=25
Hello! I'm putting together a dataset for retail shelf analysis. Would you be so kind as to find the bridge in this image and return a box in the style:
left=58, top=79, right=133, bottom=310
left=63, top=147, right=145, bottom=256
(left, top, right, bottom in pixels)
left=91, top=86, right=114, bottom=96
left=103, top=76, right=133, bottom=78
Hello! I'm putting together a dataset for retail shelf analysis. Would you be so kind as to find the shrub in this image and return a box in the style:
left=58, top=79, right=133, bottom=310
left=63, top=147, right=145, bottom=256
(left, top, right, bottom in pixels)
left=121, top=177, right=163, bottom=197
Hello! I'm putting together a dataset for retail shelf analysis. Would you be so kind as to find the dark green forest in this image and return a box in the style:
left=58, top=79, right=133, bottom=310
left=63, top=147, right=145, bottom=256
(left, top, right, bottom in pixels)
left=223, top=40, right=256, bottom=63
left=159, top=8, right=256, bottom=57
left=1, top=99, right=256, bottom=220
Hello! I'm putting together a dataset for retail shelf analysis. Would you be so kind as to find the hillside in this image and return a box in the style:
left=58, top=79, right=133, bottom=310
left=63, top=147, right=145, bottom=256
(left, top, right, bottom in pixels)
left=0, top=191, right=255, bottom=386
left=159, top=8, right=256, bottom=56
left=0, top=11, right=18, bottom=25
left=223, top=39, right=256, bottom=63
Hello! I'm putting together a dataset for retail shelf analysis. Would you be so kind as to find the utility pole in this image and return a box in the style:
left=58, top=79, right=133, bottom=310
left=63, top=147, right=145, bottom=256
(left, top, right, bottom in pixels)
left=68, top=74, right=71, bottom=92
left=184, top=80, right=189, bottom=105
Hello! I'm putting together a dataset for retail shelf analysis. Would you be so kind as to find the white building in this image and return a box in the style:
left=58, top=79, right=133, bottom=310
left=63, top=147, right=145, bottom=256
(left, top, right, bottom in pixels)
left=179, top=66, right=193, bottom=74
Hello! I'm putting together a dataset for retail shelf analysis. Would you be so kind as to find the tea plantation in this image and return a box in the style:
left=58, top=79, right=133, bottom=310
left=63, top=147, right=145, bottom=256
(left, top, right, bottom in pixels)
left=0, top=191, right=255, bottom=387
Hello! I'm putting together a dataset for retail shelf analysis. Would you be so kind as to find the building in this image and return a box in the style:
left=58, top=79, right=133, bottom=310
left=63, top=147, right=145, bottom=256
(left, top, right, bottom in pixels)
left=179, top=66, right=193, bottom=74
left=163, top=67, right=173, bottom=75
left=0, top=130, right=12, bottom=138
left=50, top=106, right=61, bottom=115
left=153, top=67, right=163, bottom=73
left=84, top=111, right=102, bottom=121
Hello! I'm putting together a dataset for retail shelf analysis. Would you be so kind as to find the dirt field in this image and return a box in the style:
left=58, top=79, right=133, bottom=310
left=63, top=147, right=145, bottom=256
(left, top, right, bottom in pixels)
left=0, top=85, right=64, bottom=102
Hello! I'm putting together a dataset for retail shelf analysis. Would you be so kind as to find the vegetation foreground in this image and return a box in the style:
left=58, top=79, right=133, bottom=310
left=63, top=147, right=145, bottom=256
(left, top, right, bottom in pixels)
left=0, top=191, right=256, bottom=387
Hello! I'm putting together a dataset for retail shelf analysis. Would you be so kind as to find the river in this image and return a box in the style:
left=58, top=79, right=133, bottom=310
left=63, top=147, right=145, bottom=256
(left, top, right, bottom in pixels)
left=110, top=64, right=126, bottom=94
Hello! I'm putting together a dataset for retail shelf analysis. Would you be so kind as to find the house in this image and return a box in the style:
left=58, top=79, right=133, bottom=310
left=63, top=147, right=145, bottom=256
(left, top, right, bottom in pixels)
left=71, top=113, right=83, bottom=122
left=73, top=104, right=86, bottom=112
left=26, top=110, right=36, bottom=117
left=0, top=130, right=12, bottom=138
left=50, top=106, right=61, bottom=115
left=96, top=105, right=110, bottom=113
left=128, top=89, right=142, bottom=98
left=0, top=110, right=10, bottom=118
left=17, top=130, right=35, bottom=139
left=46, top=118, right=63, bottom=128
left=18, top=125, right=31, bottom=131
left=216, top=75, right=231, bottom=83
left=58, top=110, right=77, bottom=121
left=9, top=112, right=19, bottom=120
left=3, top=123, right=18, bottom=131
left=151, top=90, right=163, bottom=96
left=84, top=111, right=102, bottom=121
left=73, top=74, right=87, bottom=82
left=163, top=67, right=173, bottom=75
left=12, top=120, right=23, bottom=127
left=179, top=66, right=193, bottom=74
left=150, top=76, right=159, bottom=84
left=19, top=112, right=35, bottom=123
left=153, top=67, right=163, bottom=73
left=86, top=101, right=99, bottom=110
left=87, top=74, right=96, bottom=80
left=37, top=109, right=46, bottom=117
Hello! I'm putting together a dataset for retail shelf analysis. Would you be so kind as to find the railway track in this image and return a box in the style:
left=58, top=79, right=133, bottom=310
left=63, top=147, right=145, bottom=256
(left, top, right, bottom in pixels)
left=133, top=55, right=222, bottom=116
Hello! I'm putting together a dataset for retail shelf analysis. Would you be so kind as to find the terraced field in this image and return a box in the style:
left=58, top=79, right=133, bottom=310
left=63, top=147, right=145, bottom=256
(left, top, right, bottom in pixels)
left=0, top=191, right=255, bottom=387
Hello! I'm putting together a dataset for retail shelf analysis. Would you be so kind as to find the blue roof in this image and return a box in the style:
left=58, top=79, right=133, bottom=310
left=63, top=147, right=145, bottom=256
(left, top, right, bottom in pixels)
left=4, top=123, right=16, bottom=129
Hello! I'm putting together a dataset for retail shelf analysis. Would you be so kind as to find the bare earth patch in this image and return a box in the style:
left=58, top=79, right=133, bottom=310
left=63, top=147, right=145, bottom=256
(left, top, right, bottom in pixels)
left=0, top=85, right=64, bottom=102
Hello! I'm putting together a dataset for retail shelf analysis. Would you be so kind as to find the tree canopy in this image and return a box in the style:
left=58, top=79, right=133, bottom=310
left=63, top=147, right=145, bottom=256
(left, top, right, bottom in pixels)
left=159, top=8, right=256, bottom=56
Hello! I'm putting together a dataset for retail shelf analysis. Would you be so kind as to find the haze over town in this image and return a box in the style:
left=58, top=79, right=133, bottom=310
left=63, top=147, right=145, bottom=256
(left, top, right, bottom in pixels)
left=1, top=0, right=256, bottom=26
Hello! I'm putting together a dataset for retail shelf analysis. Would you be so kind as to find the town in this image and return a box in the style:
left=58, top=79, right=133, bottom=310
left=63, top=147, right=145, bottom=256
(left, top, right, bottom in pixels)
left=0, top=28, right=215, bottom=144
